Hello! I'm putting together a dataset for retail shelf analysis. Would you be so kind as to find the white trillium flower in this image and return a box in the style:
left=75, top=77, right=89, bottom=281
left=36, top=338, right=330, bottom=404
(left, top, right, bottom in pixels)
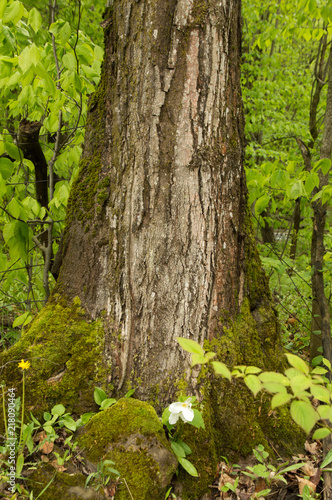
left=168, top=398, right=194, bottom=425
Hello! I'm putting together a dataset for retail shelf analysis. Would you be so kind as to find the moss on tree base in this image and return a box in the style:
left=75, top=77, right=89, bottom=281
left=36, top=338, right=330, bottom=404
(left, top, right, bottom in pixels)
left=0, top=297, right=107, bottom=430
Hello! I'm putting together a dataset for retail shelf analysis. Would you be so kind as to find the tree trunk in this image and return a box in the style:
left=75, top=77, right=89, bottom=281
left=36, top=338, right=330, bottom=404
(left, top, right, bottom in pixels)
left=55, top=0, right=281, bottom=404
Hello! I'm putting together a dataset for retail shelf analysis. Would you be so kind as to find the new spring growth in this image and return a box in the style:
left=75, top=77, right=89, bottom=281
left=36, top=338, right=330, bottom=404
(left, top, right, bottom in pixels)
left=168, top=398, right=194, bottom=425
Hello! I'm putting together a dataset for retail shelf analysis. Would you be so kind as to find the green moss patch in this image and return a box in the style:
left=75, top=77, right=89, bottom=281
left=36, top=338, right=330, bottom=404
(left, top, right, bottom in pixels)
left=78, top=398, right=178, bottom=500
left=0, top=297, right=107, bottom=428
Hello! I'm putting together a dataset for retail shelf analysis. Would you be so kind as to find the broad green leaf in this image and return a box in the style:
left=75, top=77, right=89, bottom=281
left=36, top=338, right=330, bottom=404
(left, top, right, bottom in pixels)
left=176, top=439, right=191, bottom=455
left=271, top=392, right=292, bottom=409
left=63, top=52, right=77, bottom=71
left=7, top=197, right=21, bottom=219
left=191, top=353, right=206, bottom=366
left=203, top=351, right=217, bottom=362
left=0, top=0, right=7, bottom=19
left=255, top=194, right=270, bottom=215
left=3, top=0, right=24, bottom=24
left=290, top=374, right=312, bottom=395
left=305, top=172, right=319, bottom=195
left=178, top=457, right=198, bottom=477
left=12, top=311, right=33, bottom=328
left=0, top=157, right=13, bottom=179
left=177, top=338, right=204, bottom=356
left=51, top=404, right=66, bottom=416
left=317, top=405, right=329, bottom=419
left=314, top=158, right=331, bottom=175
left=285, top=354, right=309, bottom=375
left=244, top=374, right=262, bottom=397
left=100, top=398, right=116, bottom=410
left=212, top=361, right=231, bottom=381
left=3, top=222, right=16, bottom=243
left=313, top=428, right=331, bottom=441
left=94, top=387, right=108, bottom=405
left=171, top=440, right=186, bottom=458
left=259, top=372, right=289, bottom=385
left=290, top=400, right=318, bottom=434
left=245, top=366, right=262, bottom=375
left=310, top=385, right=331, bottom=404
left=288, top=180, right=305, bottom=200
left=28, top=7, right=42, bottom=32
left=5, top=140, right=21, bottom=160
left=261, top=382, right=287, bottom=394
left=191, top=409, right=205, bottom=430
left=0, top=253, right=7, bottom=272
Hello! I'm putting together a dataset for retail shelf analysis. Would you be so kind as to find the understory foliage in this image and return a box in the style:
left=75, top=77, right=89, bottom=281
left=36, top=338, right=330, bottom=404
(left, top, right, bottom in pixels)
left=0, top=0, right=103, bottom=343
left=242, top=0, right=332, bottom=355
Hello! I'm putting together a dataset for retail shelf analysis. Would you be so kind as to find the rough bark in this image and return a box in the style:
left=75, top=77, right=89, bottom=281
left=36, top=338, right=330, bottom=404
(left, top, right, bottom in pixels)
left=309, top=46, right=332, bottom=366
left=57, top=0, right=253, bottom=403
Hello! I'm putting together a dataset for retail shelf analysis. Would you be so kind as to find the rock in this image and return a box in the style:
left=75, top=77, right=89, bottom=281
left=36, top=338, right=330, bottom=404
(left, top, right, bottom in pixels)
left=78, top=397, right=178, bottom=499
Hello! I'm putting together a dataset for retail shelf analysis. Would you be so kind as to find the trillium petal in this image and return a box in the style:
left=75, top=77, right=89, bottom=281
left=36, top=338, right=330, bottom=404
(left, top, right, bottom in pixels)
left=169, top=412, right=180, bottom=425
left=169, top=402, right=183, bottom=413
left=182, top=406, right=194, bottom=422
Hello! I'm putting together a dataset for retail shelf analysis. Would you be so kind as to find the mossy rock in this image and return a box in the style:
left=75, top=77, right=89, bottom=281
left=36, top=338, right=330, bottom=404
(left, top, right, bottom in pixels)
left=0, top=297, right=107, bottom=431
left=78, top=398, right=178, bottom=499
left=28, top=462, right=105, bottom=499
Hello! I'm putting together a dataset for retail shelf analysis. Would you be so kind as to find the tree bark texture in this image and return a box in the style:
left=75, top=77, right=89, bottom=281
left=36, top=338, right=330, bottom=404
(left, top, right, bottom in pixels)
left=310, top=46, right=332, bottom=367
left=56, top=0, right=279, bottom=405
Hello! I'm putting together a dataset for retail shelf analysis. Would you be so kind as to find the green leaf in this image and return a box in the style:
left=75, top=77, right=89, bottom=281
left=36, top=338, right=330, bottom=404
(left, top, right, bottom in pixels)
left=0, top=0, right=7, bottom=19
left=175, top=439, right=192, bottom=455
left=171, top=440, right=186, bottom=458
left=16, top=453, right=24, bottom=475
left=0, top=157, right=14, bottom=179
left=290, top=375, right=312, bottom=395
left=212, top=361, right=231, bottom=381
left=177, top=338, right=204, bottom=356
left=259, top=371, right=289, bottom=385
left=125, top=389, right=135, bottom=398
left=94, top=387, right=108, bottom=405
left=271, top=393, right=292, bottom=409
left=245, top=366, right=262, bottom=375
left=321, top=448, right=332, bottom=468
left=28, top=7, right=42, bottom=32
left=255, top=194, right=270, bottom=215
left=191, top=353, right=207, bottom=366
left=244, top=374, right=262, bottom=397
left=178, top=457, right=198, bottom=477
left=305, top=172, right=319, bottom=195
left=190, top=409, right=205, bottom=430
left=289, top=180, right=305, bottom=200
left=7, top=198, right=21, bottom=219
left=62, top=52, right=77, bottom=71
left=3, top=1, right=24, bottom=24
left=285, top=354, right=309, bottom=375
left=12, top=311, right=33, bottom=328
left=261, top=382, right=287, bottom=394
left=313, top=428, right=331, bottom=441
left=100, top=398, right=116, bottom=410
left=290, top=400, right=318, bottom=434
left=317, top=405, right=330, bottom=419
left=314, top=158, right=331, bottom=175
left=310, top=385, right=331, bottom=404
left=51, top=404, right=66, bottom=416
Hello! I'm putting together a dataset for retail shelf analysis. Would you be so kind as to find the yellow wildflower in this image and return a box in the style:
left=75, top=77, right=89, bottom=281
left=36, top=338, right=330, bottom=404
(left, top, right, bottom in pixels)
left=18, top=359, right=30, bottom=370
